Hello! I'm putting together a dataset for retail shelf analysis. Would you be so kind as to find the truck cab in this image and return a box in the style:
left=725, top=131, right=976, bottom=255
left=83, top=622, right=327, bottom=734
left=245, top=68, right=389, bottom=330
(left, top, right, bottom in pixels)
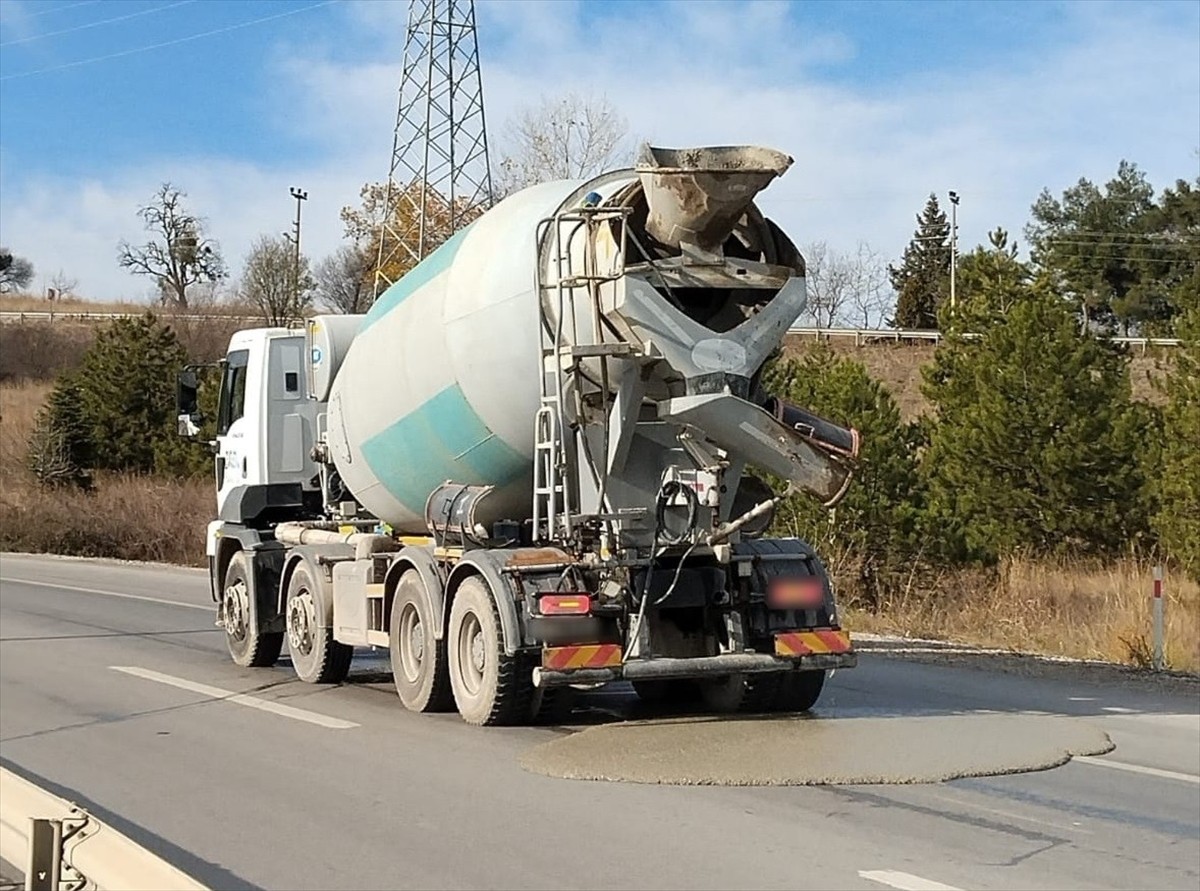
left=208, top=328, right=321, bottom=526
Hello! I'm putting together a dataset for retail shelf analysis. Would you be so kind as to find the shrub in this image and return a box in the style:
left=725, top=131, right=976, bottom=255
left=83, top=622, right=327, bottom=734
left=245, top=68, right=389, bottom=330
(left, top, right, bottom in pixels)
left=24, top=313, right=213, bottom=482
left=1154, top=307, right=1200, bottom=580
left=922, top=284, right=1150, bottom=562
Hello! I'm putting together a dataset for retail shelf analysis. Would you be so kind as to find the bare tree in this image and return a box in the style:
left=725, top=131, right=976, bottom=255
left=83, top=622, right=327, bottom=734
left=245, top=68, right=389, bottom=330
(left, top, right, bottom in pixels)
left=47, top=270, right=80, bottom=301
left=844, top=242, right=890, bottom=328
left=800, top=240, right=890, bottom=328
left=314, top=244, right=373, bottom=314
left=0, top=247, right=34, bottom=293
left=241, top=234, right=313, bottom=326
left=117, top=183, right=225, bottom=309
left=494, top=92, right=632, bottom=196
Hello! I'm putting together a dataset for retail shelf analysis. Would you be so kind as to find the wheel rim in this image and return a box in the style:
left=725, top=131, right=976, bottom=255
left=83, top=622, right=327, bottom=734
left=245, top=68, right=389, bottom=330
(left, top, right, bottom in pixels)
left=398, top=602, right=424, bottom=684
left=287, top=588, right=316, bottom=657
left=457, top=611, right=485, bottom=697
left=223, top=580, right=248, bottom=643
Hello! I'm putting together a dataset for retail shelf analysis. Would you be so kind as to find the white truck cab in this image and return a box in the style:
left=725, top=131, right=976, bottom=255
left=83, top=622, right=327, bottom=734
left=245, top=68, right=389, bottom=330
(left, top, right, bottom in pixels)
left=209, top=328, right=321, bottom=524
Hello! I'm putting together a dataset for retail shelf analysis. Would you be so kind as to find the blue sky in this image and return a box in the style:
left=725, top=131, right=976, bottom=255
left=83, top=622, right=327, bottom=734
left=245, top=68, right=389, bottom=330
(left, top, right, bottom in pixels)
left=1, top=0, right=1197, bottom=305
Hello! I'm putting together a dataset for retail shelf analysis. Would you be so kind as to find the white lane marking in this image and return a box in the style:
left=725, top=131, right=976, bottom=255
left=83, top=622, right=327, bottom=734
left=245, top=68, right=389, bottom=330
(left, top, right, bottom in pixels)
left=111, top=666, right=359, bottom=730
left=859, top=870, right=963, bottom=891
left=1073, top=755, right=1200, bottom=784
left=1068, top=696, right=1095, bottom=701
left=0, top=577, right=211, bottom=612
left=1101, top=706, right=1137, bottom=714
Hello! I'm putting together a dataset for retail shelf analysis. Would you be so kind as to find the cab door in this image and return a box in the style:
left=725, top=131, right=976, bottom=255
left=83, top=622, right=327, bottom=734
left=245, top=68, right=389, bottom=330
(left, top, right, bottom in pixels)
left=215, top=348, right=251, bottom=517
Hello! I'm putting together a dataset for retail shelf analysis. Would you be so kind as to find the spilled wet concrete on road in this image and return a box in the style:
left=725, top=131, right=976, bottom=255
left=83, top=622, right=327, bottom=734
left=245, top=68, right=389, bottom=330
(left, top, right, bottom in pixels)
left=521, top=713, right=1114, bottom=785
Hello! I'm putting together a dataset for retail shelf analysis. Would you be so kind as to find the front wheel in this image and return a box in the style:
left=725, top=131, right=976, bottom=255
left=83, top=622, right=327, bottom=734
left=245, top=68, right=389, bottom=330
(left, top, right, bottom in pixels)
left=286, top=563, right=352, bottom=684
left=447, top=577, right=533, bottom=726
left=222, top=552, right=282, bottom=668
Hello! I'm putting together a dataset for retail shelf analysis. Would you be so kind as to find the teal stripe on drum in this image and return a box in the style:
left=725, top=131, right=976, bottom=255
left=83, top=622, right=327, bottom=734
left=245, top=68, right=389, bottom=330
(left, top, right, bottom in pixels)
left=360, top=223, right=474, bottom=332
left=360, top=383, right=527, bottom=515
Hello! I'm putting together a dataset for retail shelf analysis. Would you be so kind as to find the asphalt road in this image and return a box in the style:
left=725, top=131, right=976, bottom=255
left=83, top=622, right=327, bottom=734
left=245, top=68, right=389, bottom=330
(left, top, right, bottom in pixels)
left=1, top=552, right=1197, bottom=891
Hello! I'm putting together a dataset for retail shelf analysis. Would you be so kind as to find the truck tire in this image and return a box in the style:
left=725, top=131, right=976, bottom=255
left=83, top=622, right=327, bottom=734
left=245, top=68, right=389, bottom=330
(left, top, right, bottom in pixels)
left=772, top=670, right=825, bottom=712
left=447, top=576, right=534, bottom=726
left=222, top=552, right=283, bottom=668
left=286, top=562, right=352, bottom=684
left=699, top=673, right=782, bottom=714
left=632, top=679, right=697, bottom=706
left=390, top=570, right=453, bottom=712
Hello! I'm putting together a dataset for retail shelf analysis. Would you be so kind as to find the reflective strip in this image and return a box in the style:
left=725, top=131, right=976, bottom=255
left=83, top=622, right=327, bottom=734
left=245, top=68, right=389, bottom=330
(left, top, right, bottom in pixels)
left=542, top=644, right=622, bottom=671
left=775, top=629, right=851, bottom=657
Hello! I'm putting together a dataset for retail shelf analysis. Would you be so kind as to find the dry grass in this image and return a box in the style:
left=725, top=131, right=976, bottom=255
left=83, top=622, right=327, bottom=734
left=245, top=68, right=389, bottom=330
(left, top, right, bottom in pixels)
left=0, top=293, right=149, bottom=314
left=0, top=472, right=212, bottom=566
left=781, top=334, right=1171, bottom=421
left=0, top=379, right=51, bottom=473
left=843, top=557, right=1200, bottom=673
left=0, top=381, right=212, bottom=566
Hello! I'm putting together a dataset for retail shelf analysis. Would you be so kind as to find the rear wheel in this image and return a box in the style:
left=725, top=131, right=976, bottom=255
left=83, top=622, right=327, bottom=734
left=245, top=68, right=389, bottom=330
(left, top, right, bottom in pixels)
left=699, top=673, right=782, bottom=714
left=772, top=670, right=825, bottom=712
left=286, top=563, right=352, bottom=684
left=447, top=577, right=533, bottom=726
left=632, top=679, right=697, bottom=705
left=222, top=552, right=282, bottom=668
left=390, top=570, right=453, bottom=712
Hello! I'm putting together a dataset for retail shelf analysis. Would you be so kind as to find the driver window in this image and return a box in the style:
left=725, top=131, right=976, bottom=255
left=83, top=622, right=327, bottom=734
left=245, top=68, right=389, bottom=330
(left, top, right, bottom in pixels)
left=217, top=349, right=250, bottom=434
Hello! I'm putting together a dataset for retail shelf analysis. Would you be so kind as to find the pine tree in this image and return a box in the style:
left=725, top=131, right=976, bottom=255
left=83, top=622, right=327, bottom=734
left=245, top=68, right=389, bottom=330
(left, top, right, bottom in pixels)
left=762, top=345, right=923, bottom=606
left=953, top=227, right=1031, bottom=324
left=922, top=282, right=1148, bottom=562
left=27, top=375, right=94, bottom=489
left=888, top=194, right=950, bottom=329
left=77, top=314, right=190, bottom=473
left=1154, top=306, right=1200, bottom=580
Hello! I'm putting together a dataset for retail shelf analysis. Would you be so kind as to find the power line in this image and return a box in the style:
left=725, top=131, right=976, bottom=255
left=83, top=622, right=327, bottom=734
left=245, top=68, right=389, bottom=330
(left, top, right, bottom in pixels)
left=1045, top=240, right=1197, bottom=250
left=0, top=0, right=335, bottom=81
left=17, top=0, right=101, bottom=19
left=1, top=0, right=196, bottom=47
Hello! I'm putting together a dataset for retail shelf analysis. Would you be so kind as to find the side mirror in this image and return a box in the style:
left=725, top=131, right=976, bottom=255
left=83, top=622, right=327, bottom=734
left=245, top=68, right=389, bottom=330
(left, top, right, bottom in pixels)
left=176, top=368, right=203, bottom=438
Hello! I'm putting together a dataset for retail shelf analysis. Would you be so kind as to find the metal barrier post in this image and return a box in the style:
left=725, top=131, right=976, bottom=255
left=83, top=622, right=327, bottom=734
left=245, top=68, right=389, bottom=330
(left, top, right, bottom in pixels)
left=1152, top=565, right=1165, bottom=671
left=25, top=818, right=60, bottom=891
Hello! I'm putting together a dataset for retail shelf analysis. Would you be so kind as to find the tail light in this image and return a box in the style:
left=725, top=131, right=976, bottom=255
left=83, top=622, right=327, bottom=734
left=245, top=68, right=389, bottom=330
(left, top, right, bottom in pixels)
left=538, top=593, right=592, bottom=616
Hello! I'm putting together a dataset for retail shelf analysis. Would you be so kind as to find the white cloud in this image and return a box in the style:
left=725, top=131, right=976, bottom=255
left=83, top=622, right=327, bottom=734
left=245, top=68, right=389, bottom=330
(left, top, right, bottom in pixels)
left=0, top=0, right=1195, bottom=303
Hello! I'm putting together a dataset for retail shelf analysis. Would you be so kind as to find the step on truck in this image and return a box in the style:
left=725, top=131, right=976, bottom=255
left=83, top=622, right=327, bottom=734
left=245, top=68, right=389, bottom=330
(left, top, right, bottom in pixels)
left=176, top=144, right=861, bottom=725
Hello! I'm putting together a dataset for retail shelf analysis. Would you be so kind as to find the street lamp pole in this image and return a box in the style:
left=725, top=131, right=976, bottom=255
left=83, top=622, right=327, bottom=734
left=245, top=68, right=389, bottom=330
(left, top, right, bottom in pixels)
left=289, top=187, right=308, bottom=311
left=948, top=190, right=960, bottom=312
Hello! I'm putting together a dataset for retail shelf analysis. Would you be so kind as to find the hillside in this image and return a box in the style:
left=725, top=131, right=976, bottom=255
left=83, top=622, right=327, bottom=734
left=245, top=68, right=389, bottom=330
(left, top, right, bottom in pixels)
left=781, top=333, right=1171, bottom=421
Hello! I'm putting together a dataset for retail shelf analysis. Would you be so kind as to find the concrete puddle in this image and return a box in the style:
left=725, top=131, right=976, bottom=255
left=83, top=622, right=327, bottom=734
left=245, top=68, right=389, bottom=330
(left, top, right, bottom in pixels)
left=521, top=713, right=1114, bottom=785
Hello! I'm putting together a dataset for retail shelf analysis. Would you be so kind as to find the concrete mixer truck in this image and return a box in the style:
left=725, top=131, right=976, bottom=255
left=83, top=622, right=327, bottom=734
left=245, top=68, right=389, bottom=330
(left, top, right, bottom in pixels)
left=176, top=145, right=861, bottom=725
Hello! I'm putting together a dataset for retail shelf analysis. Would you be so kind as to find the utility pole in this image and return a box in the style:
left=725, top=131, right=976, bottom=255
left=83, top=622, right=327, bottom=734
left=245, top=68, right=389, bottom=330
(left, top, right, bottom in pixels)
left=374, top=0, right=494, bottom=297
left=948, top=190, right=960, bottom=312
left=289, top=187, right=308, bottom=313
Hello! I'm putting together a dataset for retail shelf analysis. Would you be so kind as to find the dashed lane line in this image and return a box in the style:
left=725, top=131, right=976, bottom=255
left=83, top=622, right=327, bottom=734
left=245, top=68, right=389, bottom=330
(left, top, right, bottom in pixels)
left=111, top=666, right=359, bottom=730
left=1073, top=755, right=1200, bottom=784
left=859, top=870, right=963, bottom=891
left=1, top=577, right=211, bottom=611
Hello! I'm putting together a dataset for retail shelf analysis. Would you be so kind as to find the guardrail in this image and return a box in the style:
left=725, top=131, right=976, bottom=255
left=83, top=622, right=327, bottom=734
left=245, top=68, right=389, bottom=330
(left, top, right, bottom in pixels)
left=785, top=326, right=1181, bottom=352
left=0, top=767, right=207, bottom=891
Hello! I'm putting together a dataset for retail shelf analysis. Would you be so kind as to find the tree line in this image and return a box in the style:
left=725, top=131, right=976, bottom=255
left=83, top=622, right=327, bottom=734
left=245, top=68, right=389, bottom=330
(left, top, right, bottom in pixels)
left=766, top=255, right=1199, bottom=594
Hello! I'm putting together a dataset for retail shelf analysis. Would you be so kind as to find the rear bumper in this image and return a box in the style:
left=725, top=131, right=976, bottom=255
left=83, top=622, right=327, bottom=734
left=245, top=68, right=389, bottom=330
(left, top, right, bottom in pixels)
left=532, top=650, right=857, bottom=689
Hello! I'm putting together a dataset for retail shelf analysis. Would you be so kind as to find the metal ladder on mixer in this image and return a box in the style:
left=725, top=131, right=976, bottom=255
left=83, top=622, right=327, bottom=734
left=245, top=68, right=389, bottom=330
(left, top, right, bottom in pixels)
left=532, top=200, right=631, bottom=542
